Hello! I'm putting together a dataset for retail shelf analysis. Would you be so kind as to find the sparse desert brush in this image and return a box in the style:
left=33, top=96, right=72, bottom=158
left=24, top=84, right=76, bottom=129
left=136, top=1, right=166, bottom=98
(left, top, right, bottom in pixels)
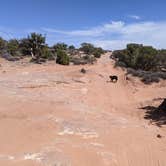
left=0, top=33, right=105, bottom=66
left=7, top=39, right=20, bottom=56
left=79, top=43, right=104, bottom=58
left=113, top=43, right=166, bottom=84
left=40, top=46, right=55, bottom=60
left=112, top=43, right=159, bottom=71
left=70, top=55, right=96, bottom=65
left=53, top=43, right=68, bottom=52
left=115, top=61, right=127, bottom=68
left=56, top=50, right=70, bottom=65
left=127, top=68, right=166, bottom=84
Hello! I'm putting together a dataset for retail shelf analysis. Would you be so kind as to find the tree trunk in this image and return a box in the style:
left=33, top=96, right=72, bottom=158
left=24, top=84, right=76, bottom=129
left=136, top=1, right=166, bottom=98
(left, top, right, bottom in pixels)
left=30, top=48, right=35, bottom=59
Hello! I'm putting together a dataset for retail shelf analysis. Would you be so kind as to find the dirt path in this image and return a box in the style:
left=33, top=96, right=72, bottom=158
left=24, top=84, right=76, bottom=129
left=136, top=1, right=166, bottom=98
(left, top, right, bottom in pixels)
left=0, top=53, right=165, bottom=166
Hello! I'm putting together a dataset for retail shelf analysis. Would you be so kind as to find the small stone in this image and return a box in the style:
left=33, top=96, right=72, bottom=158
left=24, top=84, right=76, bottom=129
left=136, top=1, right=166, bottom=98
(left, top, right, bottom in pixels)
left=157, top=134, right=162, bottom=138
left=80, top=68, right=86, bottom=74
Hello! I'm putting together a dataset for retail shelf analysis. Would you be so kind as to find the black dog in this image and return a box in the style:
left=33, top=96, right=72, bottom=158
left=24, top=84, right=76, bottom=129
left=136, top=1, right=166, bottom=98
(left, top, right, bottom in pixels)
left=109, top=75, right=118, bottom=82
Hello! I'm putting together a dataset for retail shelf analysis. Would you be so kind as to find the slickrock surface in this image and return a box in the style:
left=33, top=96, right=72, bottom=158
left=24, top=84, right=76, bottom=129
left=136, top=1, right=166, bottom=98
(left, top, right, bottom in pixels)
left=0, top=53, right=165, bottom=166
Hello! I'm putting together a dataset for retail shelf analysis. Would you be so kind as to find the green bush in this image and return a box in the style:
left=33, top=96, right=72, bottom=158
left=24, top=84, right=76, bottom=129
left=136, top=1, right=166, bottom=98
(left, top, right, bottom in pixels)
left=157, top=50, right=166, bottom=70
left=0, top=37, right=7, bottom=55
left=80, top=43, right=94, bottom=55
left=19, top=38, right=31, bottom=56
left=112, top=43, right=166, bottom=84
left=0, top=34, right=106, bottom=64
left=68, top=45, right=75, bottom=50
left=56, top=50, right=70, bottom=65
left=53, top=43, right=67, bottom=52
left=7, top=39, right=20, bottom=56
left=127, top=68, right=166, bottom=84
left=83, top=55, right=96, bottom=64
left=79, top=43, right=104, bottom=58
left=93, top=47, right=104, bottom=58
left=112, top=43, right=159, bottom=71
left=115, top=61, right=127, bottom=68
left=41, top=46, right=55, bottom=60
left=28, top=33, right=46, bottom=58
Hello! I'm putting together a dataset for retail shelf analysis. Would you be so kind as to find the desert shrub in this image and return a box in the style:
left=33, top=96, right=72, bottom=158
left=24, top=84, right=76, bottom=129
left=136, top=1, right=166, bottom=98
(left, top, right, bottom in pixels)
left=157, top=50, right=166, bottom=70
left=115, top=61, right=127, bottom=68
left=83, top=55, right=96, bottom=64
left=80, top=43, right=94, bottom=55
left=30, top=57, right=47, bottom=64
left=112, top=43, right=166, bottom=84
left=0, top=37, right=7, bottom=55
left=93, top=51, right=101, bottom=58
left=53, top=43, right=68, bottom=51
left=127, top=68, right=166, bottom=84
left=7, top=39, right=20, bottom=56
left=112, top=43, right=159, bottom=71
left=70, top=55, right=96, bottom=65
left=0, top=37, right=6, bottom=49
left=67, top=45, right=76, bottom=55
left=56, top=50, right=70, bottom=65
left=19, top=38, right=31, bottom=56
left=79, top=43, right=104, bottom=58
left=1, top=52, right=20, bottom=61
left=68, top=45, right=75, bottom=50
left=127, top=68, right=145, bottom=77
left=141, top=74, right=160, bottom=84
left=40, top=46, right=55, bottom=60
left=20, top=34, right=56, bottom=61
left=27, top=33, right=46, bottom=58
left=93, top=47, right=104, bottom=58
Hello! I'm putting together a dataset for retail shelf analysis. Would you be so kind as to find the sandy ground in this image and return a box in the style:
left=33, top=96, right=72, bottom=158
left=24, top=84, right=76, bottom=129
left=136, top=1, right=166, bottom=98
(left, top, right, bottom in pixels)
left=0, top=53, right=166, bottom=166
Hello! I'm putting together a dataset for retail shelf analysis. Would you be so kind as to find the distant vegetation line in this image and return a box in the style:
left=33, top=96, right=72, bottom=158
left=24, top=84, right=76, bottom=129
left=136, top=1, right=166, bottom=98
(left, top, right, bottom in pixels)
left=0, top=33, right=166, bottom=84
left=0, top=33, right=105, bottom=65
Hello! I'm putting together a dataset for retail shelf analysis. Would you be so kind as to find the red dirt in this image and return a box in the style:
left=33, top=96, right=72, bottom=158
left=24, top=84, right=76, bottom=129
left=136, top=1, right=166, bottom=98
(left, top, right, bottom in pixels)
left=0, top=53, right=166, bottom=166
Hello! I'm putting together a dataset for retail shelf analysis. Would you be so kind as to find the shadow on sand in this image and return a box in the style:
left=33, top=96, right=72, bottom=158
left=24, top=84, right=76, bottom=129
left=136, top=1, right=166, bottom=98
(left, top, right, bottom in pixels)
left=140, top=99, right=166, bottom=127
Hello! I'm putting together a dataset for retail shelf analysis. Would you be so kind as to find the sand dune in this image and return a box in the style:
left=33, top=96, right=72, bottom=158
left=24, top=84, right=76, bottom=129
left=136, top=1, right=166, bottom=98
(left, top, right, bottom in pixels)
left=0, top=53, right=165, bottom=166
